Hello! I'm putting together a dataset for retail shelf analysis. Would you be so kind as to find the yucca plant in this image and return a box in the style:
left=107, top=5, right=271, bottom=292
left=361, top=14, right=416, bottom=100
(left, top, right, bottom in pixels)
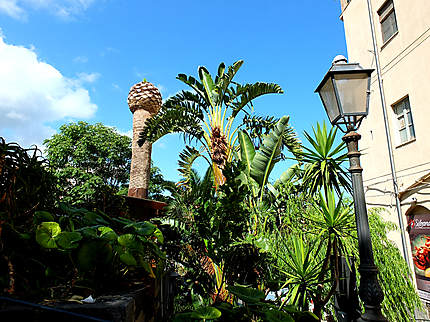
left=298, top=122, right=351, bottom=197
left=138, top=60, right=283, bottom=186
left=309, top=190, right=356, bottom=318
left=277, top=235, right=324, bottom=312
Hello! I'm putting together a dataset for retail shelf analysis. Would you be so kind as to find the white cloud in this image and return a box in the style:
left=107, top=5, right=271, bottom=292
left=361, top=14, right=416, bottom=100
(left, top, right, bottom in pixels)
left=0, top=36, right=97, bottom=147
left=0, top=0, right=25, bottom=19
left=0, top=0, right=97, bottom=20
left=77, top=72, right=100, bottom=83
left=118, top=128, right=132, bottom=138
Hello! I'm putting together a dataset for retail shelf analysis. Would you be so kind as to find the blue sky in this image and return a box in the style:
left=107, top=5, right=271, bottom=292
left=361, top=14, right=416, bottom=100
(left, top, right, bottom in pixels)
left=0, top=0, right=347, bottom=182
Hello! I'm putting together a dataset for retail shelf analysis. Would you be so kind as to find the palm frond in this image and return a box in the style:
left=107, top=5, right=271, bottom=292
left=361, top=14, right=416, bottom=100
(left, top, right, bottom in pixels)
left=138, top=91, right=205, bottom=146
left=242, top=114, right=302, bottom=157
left=230, top=82, right=283, bottom=117
left=177, top=145, right=207, bottom=186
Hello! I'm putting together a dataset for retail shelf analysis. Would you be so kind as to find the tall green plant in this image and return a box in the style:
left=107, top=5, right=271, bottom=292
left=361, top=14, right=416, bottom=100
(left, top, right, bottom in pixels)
left=238, top=116, right=293, bottom=202
left=298, top=122, right=351, bottom=197
left=138, top=60, right=284, bottom=186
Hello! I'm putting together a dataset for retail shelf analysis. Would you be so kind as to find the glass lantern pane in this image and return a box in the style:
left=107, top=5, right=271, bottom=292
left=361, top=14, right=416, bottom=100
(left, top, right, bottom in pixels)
left=333, top=73, right=369, bottom=116
left=319, top=77, right=340, bottom=123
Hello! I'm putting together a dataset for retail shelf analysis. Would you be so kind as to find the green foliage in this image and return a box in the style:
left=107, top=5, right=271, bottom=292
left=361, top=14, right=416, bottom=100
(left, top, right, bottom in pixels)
left=138, top=60, right=285, bottom=185
left=0, top=135, right=166, bottom=298
left=368, top=209, right=423, bottom=321
left=250, top=116, right=289, bottom=191
left=237, top=116, right=295, bottom=202
left=227, top=284, right=265, bottom=303
left=44, top=121, right=131, bottom=208
left=298, top=122, right=351, bottom=196
left=0, top=137, right=57, bottom=221
left=148, top=162, right=175, bottom=202
left=0, top=138, right=57, bottom=295
left=33, top=205, right=165, bottom=290
left=242, top=114, right=301, bottom=157
left=278, top=235, right=323, bottom=311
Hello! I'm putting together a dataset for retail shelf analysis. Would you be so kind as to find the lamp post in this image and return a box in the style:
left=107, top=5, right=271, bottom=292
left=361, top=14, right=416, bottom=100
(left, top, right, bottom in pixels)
left=315, top=55, right=387, bottom=322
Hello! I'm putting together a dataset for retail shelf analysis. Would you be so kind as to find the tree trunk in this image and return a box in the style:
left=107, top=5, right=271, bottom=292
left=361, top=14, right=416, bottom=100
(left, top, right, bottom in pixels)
left=128, top=108, right=152, bottom=199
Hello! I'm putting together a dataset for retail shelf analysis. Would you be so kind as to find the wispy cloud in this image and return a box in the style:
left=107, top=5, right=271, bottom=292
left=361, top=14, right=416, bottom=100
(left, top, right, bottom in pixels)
left=0, top=0, right=25, bottom=19
left=0, top=0, right=98, bottom=20
left=77, top=72, right=100, bottom=83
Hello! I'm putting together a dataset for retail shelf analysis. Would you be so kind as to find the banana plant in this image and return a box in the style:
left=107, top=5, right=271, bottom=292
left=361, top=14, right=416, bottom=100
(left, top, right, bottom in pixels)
left=238, top=116, right=293, bottom=202
left=138, top=60, right=283, bottom=186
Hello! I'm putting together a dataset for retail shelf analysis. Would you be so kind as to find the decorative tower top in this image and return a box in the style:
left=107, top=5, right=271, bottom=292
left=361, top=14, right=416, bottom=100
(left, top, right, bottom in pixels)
left=127, top=81, right=162, bottom=114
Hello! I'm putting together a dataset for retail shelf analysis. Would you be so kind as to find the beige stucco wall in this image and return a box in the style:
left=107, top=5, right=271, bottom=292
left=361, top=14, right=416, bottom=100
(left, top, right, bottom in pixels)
left=340, top=0, right=430, bottom=295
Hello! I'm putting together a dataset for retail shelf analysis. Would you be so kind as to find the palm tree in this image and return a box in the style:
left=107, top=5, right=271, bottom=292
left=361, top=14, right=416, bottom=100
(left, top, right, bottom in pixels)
left=138, top=60, right=283, bottom=186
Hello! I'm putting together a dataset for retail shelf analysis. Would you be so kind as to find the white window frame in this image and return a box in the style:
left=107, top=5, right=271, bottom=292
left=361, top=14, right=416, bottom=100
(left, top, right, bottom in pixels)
left=393, top=96, right=415, bottom=145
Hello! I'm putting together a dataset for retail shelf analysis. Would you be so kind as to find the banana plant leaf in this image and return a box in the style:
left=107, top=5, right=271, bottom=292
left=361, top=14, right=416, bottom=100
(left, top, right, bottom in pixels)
left=250, top=116, right=290, bottom=199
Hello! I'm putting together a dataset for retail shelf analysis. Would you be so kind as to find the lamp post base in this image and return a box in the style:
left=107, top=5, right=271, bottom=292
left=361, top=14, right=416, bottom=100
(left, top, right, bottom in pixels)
left=357, top=306, right=387, bottom=322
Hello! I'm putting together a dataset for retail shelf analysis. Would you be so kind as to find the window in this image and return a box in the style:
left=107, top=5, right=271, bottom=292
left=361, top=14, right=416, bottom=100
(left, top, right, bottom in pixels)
left=378, top=0, right=398, bottom=43
left=393, top=97, right=415, bottom=144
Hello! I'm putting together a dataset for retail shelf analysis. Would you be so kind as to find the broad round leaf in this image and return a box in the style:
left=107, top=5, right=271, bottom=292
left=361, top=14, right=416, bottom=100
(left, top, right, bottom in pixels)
left=125, top=222, right=156, bottom=236
left=118, top=234, right=140, bottom=248
left=120, top=253, right=137, bottom=266
left=55, top=231, right=82, bottom=249
left=190, top=307, right=222, bottom=320
left=265, top=310, right=294, bottom=322
left=36, top=222, right=61, bottom=249
left=227, top=285, right=265, bottom=303
left=34, top=211, right=54, bottom=225
left=98, top=226, right=118, bottom=241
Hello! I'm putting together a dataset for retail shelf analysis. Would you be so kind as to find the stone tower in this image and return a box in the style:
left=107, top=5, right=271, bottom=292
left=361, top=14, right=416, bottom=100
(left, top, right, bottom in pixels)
left=127, top=81, right=162, bottom=199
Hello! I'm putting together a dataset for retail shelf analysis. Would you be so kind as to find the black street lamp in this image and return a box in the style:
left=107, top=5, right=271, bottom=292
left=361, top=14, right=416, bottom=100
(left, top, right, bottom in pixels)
left=315, top=55, right=387, bottom=322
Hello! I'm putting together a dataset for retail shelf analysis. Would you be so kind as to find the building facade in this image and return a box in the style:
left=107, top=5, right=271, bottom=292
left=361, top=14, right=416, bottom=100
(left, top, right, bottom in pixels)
left=339, top=0, right=430, bottom=302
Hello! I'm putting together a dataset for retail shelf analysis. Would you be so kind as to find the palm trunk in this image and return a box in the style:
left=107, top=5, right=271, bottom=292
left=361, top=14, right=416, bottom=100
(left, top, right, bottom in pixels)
left=128, top=108, right=152, bottom=199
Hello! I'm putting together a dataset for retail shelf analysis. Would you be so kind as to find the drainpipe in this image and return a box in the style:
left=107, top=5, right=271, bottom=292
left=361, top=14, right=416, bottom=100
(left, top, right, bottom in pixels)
left=365, top=0, right=410, bottom=267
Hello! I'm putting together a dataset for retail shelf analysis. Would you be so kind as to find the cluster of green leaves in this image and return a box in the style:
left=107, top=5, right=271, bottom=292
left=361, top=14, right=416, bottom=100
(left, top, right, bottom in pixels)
left=0, top=137, right=57, bottom=221
left=241, top=114, right=301, bottom=157
left=34, top=205, right=165, bottom=283
left=44, top=121, right=132, bottom=209
left=139, top=60, right=283, bottom=147
left=0, top=137, right=58, bottom=295
left=368, top=209, right=422, bottom=321
left=0, top=135, right=170, bottom=299
left=174, top=284, right=318, bottom=322
left=297, top=122, right=351, bottom=196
